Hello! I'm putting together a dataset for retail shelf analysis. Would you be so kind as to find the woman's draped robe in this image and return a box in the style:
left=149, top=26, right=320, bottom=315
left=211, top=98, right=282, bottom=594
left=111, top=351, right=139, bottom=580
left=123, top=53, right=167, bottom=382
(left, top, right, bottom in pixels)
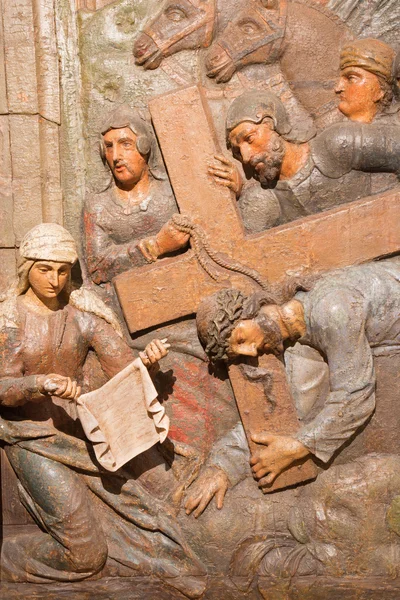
left=0, top=299, right=205, bottom=591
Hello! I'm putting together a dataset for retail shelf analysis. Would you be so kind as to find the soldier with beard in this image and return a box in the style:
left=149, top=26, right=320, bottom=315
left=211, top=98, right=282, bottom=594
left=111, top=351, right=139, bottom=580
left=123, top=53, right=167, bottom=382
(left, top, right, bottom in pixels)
left=208, top=90, right=400, bottom=233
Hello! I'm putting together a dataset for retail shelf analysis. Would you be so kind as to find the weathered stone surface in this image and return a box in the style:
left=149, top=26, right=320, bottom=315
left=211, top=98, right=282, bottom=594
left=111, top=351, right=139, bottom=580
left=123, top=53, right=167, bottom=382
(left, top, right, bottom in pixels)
left=2, top=0, right=400, bottom=596
left=3, top=0, right=39, bottom=114
left=0, top=116, right=14, bottom=247
left=32, top=0, right=61, bottom=124
left=39, top=117, right=63, bottom=224
left=2, top=576, right=400, bottom=599
left=9, top=114, right=43, bottom=243
left=0, top=249, right=17, bottom=297
left=55, top=0, right=85, bottom=240
left=0, top=0, right=8, bottom=115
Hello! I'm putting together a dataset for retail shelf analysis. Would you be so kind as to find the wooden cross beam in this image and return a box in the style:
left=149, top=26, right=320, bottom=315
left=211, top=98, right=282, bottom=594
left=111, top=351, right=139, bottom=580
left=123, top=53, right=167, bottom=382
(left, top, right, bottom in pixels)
left=114, top=85, right=400, bottom=492
left=115, top=86, right=400, bottom=333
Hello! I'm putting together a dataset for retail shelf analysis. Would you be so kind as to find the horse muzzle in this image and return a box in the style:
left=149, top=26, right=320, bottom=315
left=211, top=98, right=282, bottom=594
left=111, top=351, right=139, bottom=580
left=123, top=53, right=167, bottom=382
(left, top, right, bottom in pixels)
left=205, top=43, right=237, bottom=83
left=133, top=33, right=164, bottom=70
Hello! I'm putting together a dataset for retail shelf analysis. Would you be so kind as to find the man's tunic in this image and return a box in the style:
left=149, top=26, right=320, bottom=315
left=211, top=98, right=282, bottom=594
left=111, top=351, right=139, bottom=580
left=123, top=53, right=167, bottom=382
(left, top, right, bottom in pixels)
left=209, top=258, right=400, bottom=483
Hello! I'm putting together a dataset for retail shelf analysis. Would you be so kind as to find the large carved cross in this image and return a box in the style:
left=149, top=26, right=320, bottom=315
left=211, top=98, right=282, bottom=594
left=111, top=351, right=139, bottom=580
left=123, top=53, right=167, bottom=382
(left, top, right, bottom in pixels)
left=114, top=85, right=400, bottom=492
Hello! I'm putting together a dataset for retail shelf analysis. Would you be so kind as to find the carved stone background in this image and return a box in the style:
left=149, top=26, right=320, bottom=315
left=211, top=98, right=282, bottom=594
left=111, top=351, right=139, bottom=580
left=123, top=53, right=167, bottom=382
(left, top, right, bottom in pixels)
left=0, top=0, right=84, bottom=298
left=1, top=0, right=400, bottom=597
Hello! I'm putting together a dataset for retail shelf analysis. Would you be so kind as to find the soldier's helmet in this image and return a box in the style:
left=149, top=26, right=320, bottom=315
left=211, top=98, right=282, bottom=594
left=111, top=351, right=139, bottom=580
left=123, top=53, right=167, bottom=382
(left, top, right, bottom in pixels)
left=225, top=90, right=292, bottom=146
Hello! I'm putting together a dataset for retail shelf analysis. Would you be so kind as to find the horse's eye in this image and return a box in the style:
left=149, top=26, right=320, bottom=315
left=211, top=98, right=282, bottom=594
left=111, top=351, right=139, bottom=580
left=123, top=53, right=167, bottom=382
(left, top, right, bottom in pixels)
left=239, top=19, right=262, bottom=36
left=165, top=6, right=187, bottom=21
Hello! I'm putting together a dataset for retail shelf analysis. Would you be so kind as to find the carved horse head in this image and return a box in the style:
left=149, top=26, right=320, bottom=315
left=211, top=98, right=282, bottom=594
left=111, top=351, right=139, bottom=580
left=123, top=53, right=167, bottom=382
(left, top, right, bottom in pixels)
left=205, top=0, right=352, bottom=117
left=133, top=0, right=216, bottom=70
left=205, top=0, right=287, bottom=83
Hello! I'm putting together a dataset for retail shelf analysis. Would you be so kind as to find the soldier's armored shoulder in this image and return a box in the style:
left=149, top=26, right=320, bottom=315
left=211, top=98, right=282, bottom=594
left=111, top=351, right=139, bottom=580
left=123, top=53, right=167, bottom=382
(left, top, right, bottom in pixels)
left=311, top=122, right=400, bottom=179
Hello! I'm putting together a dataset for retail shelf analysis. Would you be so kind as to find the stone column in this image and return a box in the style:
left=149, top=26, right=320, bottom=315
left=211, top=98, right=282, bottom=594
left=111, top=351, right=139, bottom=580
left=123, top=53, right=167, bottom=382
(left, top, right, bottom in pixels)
left=0, top=0, right=65, bottom=539
left=0, top=0, right=64, bottom=296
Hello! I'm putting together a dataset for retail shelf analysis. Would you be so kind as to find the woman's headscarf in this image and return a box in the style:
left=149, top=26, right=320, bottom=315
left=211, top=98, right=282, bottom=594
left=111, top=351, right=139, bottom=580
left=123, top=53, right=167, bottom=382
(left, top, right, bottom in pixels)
left=0, top=223, right=123, bottom=337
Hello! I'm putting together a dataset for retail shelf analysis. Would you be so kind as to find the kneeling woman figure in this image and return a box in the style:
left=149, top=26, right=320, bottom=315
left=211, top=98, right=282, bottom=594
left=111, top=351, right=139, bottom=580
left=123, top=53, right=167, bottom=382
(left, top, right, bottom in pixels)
left=0, top=223, right=205, bottom=598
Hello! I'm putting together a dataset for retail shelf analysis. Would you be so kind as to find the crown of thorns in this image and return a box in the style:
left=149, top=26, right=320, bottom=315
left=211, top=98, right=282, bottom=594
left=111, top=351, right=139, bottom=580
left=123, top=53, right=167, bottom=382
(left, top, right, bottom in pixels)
left=203, top=289, right=246, bottom=363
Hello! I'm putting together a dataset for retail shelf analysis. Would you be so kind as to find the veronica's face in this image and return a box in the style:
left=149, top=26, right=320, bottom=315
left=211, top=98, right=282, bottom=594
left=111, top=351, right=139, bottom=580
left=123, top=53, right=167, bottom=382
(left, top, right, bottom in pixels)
left=227, top=319, right=267, bottom=357
left=103, top=127, right=148, bottom=189
left=28, top=261, right=71, bottom=300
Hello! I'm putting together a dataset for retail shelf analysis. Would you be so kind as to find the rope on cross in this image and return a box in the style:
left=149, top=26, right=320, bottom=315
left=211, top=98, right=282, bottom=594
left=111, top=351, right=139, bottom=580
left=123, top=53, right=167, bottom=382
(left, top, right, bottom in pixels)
left=114, top=85, right=400, bottom=491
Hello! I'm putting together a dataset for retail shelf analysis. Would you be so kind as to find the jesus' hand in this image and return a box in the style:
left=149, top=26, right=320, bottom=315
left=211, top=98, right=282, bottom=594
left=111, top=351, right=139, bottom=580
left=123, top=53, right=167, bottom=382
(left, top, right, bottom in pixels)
left=250, top=432, right=310, bottom=488
left=184, top=466, right=230, bottom=518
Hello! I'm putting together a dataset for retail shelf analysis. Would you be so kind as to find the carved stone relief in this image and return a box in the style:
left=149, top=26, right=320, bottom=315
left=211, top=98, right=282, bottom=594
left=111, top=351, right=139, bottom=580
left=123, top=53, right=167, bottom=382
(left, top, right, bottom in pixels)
left=1, top=0, right=400, bottom=598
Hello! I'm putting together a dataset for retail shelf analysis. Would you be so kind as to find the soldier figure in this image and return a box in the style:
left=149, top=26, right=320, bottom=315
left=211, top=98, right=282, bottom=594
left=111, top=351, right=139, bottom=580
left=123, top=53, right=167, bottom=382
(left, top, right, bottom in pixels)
left=84, top=106, right=189, bottom=287
left=335, top=38, right=396, bottom=123
left=208, top=90, right=400, bottom=232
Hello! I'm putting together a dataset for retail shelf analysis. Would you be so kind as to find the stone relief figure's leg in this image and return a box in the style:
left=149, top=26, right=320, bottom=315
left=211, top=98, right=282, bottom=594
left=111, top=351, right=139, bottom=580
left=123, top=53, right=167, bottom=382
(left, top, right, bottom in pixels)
left=1, top=446, right=107, bottom=583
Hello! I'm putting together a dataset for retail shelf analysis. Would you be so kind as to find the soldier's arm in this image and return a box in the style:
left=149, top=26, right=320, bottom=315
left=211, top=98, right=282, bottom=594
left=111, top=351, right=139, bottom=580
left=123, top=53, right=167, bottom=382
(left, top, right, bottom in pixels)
left=84, top=199, right=189, bottom=284
left=312, top=122, right=400, bottom=179
left=83, top=200, right=149, bottom=285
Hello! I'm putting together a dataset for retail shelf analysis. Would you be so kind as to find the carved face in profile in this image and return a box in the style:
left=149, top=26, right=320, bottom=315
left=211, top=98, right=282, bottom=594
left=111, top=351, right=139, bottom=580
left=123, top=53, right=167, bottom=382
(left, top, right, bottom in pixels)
left=197, top=289, right=286, bottom=363
left=228, top=310, right=284, bottom=358
left=228, top=120, right=285, bottom=185
left=227, top=318, right=268, bottom=357
left=334, top=66, right=385, bottom=123
left=103, top=127, right=148, bottom=190
left=28, top=261, right=72, bottom=301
